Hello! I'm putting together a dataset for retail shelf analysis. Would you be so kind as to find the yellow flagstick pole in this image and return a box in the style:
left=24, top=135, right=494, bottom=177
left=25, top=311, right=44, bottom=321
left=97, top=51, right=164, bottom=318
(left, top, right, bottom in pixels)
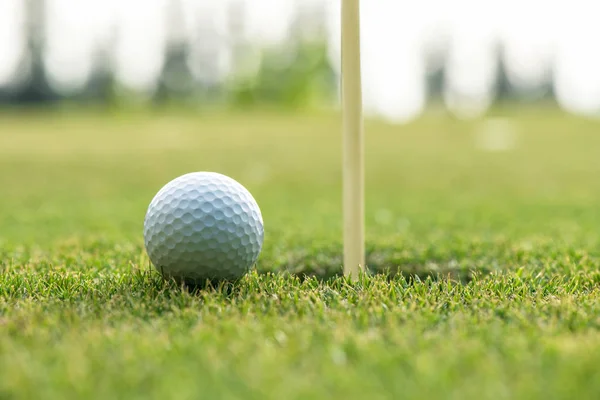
left=341, top=0, right=365, bottom=279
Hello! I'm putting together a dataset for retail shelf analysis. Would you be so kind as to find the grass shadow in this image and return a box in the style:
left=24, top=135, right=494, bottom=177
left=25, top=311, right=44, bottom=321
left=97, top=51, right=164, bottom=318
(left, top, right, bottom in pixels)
left=148, top=244, right=498, bottom=296
left=165, top=276, right=243, bottom=296
left=284, top=263, right=493, bottom=285
left=270, top=246, right=496, bottom=284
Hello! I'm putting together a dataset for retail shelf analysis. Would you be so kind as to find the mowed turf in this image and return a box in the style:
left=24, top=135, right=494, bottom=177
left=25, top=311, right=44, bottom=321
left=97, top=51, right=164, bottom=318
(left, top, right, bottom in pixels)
left=1, top=107, right=600, bottom=399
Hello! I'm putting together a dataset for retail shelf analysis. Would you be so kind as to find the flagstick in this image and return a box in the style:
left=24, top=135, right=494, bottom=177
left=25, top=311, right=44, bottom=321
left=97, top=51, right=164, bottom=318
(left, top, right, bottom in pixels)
left=341, top=0, right=365, bottom=279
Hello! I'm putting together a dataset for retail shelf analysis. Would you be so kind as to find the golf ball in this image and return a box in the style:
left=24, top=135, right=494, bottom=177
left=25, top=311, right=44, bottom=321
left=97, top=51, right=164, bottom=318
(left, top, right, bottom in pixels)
left=143, top=172, right=264, bottom=283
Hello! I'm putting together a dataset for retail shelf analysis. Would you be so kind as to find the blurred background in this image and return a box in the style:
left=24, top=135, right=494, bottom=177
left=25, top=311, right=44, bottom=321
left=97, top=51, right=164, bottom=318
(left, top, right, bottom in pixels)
left=1, top=0, right=598, bottom=122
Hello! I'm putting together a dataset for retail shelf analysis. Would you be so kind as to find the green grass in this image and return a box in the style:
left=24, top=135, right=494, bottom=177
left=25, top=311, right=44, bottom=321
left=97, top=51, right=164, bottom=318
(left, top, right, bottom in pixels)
left=1, top=107, right=600, bottom=399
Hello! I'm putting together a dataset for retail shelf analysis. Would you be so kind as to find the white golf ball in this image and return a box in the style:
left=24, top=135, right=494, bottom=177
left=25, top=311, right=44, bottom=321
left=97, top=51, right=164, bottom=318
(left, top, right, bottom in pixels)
left=143, top=172, right=264, bottom=283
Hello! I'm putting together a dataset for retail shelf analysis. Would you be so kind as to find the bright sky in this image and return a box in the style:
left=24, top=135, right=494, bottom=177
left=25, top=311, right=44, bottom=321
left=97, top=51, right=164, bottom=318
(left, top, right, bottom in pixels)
left=0, top=0, right=599, bottom=120
left=0, top=0, right=25, bottom=87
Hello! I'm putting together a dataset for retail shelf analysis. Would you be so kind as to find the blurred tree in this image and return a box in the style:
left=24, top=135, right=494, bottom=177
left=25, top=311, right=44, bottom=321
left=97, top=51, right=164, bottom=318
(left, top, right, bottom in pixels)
left=228, top=2, right=336, bottom=109
left=153, top=0, right=195, bottom=105
left=494, top=43, right=513, bottom=102
left=425, top=48, right=447, bottom=101
left=228, top=0, right=248, bottom=71
left=495, top=42, right=556, bottom=106
left=83, top=29, right=118, bottom=106
left=12, top=0, right=57, bottom=104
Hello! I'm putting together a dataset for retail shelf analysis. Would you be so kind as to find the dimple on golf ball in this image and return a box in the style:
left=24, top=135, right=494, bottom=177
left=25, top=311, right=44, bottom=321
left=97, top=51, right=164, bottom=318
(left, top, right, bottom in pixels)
left=143, top=172, right=264, bottom=283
